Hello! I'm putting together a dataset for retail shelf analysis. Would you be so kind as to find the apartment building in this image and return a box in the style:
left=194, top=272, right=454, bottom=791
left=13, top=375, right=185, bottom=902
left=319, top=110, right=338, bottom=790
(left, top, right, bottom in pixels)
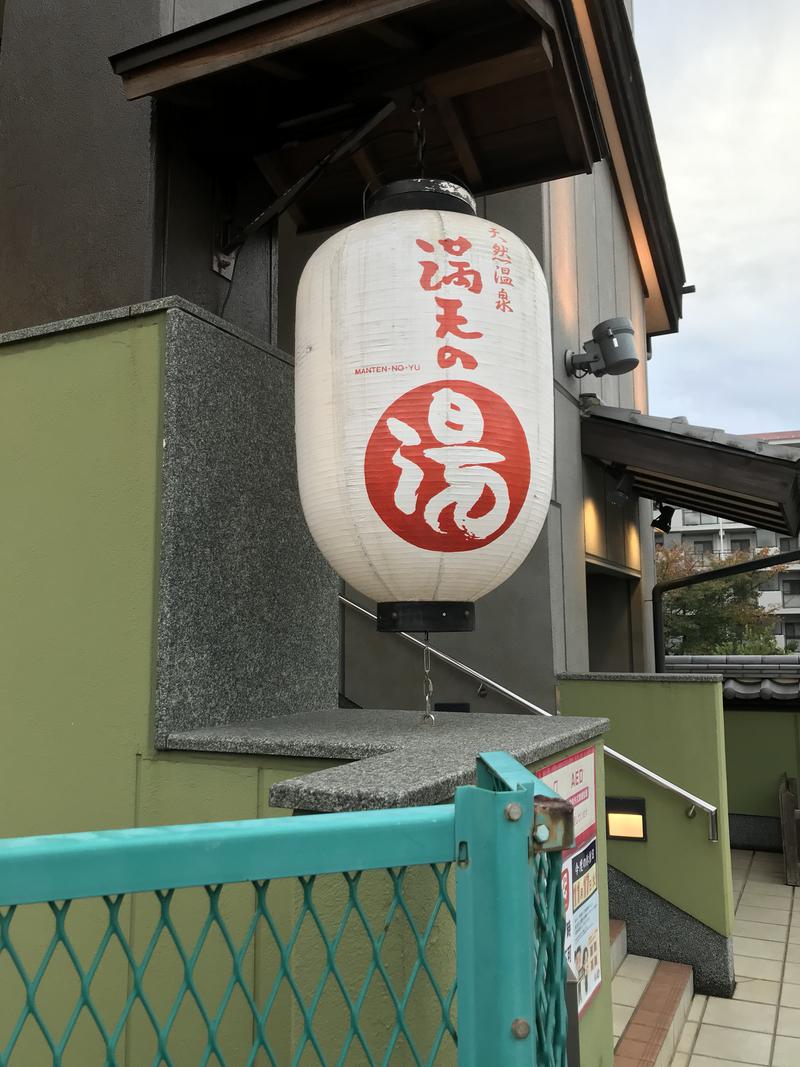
left=655, top=431, right=800, bottom=648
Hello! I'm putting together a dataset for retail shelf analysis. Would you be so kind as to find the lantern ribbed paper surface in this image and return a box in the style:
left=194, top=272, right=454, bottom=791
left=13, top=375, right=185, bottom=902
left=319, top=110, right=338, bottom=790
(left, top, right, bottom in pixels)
left=295, top=208, right=553, bottom=604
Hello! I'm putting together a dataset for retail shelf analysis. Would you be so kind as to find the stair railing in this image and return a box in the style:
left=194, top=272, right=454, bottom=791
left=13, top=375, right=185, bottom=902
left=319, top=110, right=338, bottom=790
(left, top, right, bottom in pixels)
left=340, top=595, right=720, bottom=842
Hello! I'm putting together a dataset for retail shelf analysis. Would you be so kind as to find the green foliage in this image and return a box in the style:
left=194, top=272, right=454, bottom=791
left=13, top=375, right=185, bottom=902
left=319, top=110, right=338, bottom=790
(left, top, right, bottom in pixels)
left=656, top=546, right=784, bottom=655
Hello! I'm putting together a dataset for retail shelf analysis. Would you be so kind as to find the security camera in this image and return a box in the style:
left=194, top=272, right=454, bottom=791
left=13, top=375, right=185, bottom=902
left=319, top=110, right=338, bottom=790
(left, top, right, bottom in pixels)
left=565, top=317, right=639, bottom=378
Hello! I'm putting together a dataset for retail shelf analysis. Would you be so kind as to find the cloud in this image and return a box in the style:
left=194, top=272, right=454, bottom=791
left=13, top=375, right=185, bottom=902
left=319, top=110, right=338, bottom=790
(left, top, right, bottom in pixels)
left=635, top=0, right=800, bottom=433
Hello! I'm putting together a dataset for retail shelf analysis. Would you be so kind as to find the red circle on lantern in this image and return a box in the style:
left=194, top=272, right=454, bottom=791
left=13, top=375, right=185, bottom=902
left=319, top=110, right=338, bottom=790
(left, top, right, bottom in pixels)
left=364, top=379, right=531, bottom=552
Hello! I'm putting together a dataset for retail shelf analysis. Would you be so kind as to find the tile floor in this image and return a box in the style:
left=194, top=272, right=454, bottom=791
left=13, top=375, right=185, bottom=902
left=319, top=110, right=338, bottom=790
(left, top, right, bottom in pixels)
left=671, top=850, right=800, bottom=1067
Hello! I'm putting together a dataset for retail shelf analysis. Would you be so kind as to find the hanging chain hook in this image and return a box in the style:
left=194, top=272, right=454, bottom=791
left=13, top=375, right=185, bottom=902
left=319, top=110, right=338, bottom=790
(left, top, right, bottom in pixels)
left=411, top=95, right=427, bottom=179
left=422, top=631, right=435, bottom=725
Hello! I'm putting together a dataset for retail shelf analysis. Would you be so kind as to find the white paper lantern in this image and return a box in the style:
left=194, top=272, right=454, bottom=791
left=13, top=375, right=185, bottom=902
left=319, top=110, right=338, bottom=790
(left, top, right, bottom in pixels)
left=295, top=182, right=553, bottom=628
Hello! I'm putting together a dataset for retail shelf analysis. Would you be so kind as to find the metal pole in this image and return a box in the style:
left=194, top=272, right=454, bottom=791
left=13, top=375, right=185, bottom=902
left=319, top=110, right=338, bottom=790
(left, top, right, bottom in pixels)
left=455, top=759, right=538, bottom=1066
left=653, top=585, right=665, bottom=674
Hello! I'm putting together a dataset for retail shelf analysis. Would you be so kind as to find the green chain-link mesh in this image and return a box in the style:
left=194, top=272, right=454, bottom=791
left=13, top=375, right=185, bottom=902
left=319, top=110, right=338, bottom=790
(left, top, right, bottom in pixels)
left=0, top=865, right=457, bottom=1067
left=1, top=852, right=567, bottom=1066
left=532, top=852, right=568, bottom=1067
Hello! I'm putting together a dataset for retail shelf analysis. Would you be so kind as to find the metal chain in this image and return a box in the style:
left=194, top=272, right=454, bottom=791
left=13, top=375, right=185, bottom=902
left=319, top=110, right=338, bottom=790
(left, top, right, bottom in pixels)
left=422, top=632, right=435, bottom=725
left=412, top=96, right=426, bottom=178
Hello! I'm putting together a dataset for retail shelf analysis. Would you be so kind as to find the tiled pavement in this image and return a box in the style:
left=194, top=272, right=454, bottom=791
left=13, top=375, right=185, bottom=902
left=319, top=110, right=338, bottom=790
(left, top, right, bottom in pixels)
left=671, top=850, right=800, bottom=1067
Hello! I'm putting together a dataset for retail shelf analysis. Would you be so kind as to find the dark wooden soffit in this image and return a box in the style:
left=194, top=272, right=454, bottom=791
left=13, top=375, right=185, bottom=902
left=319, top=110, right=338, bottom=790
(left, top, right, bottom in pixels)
left=109, top=0, right=605, bottom=232
left=580, top=0, right=685, bottom=335
left=582, top=410, right=800, bottom=537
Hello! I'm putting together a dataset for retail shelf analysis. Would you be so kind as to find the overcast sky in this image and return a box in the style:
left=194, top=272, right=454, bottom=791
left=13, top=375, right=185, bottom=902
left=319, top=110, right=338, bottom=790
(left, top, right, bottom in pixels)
left=634, top=1, right=800, bottom=434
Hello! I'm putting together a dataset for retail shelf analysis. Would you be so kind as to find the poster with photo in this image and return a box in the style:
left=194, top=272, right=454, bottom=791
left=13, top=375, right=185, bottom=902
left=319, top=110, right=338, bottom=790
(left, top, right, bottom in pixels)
left=537, top=746, right=601, bottom=1014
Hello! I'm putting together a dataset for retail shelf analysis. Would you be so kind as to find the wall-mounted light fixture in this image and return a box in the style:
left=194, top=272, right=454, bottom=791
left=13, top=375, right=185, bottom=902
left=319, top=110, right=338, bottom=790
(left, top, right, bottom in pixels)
left=609, top=465, right=634, bottom=507
left=565, top=317, right=639, bottom=378
left=651, top=504, right=675, bottom=534
left=606, top=797, right=647, bottom=841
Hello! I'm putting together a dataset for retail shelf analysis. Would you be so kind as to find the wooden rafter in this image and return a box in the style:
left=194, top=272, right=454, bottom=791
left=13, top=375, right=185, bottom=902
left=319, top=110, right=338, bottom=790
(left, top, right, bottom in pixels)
left=434, top=96, right=482, bottom=189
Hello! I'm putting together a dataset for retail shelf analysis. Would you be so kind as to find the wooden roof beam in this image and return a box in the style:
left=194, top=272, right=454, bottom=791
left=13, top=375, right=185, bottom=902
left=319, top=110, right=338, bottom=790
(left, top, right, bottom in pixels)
left=434, top=95, right=482, bottom=189
left=116, top=0, right=441, bottom=100
left=362, top=20, right=421, bottom=51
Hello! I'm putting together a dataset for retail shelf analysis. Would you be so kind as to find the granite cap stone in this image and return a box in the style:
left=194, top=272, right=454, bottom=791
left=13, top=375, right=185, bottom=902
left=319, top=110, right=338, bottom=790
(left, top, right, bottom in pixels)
left=167, top=707, right=608, bottom=813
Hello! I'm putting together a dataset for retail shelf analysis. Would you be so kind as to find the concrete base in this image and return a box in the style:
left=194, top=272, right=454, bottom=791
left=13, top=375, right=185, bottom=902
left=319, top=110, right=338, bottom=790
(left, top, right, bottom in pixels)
left=729, top=814, right=783, bottom=853
left=609, top=866, right=735, bottom=997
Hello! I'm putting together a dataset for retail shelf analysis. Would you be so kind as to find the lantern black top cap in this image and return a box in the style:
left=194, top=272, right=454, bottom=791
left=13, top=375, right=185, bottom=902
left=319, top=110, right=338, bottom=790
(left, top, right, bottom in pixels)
left=365, top=179, right=477, bottom=219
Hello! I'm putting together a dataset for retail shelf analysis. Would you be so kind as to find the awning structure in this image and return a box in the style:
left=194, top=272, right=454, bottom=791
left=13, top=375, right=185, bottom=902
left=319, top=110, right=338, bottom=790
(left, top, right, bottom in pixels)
left=581, top=404, right=800, bottom=536
left=111, top=0, right=606, bottom=234
left=109, top=0, right=685, bottom=334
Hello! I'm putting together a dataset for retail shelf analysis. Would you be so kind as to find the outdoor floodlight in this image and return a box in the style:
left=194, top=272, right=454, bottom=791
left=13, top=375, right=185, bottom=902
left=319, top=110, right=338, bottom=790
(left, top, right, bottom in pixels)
left=606, top=797, right=647, bottom=841
left=565, top=317, right=639, bottom=378
left=651, top=505, right=675, bottom=534
left=609, top=465, right=634, bottom=507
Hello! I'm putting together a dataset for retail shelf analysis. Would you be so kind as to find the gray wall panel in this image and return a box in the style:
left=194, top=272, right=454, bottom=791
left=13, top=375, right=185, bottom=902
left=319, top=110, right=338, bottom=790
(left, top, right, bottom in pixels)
left=554, top=393, right=590, bottom=671
left=0, top=0, right=163, bottom=332
left=612, top=181, right=636, bottom=410
left=548, top=177, right=582, bottom=398
left=0, top=3, right=278, bottom=339
left=170, top=0, right=254, bottom=31
left=547, top=504, right=568, bottom=676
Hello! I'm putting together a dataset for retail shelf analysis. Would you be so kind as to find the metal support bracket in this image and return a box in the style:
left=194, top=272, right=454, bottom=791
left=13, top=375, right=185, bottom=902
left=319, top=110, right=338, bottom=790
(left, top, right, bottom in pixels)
left=212, top=246, right=239, bottom=281
left=220, top=98, right=397, bottom=256
left=476, top=750, right=575, bottom=852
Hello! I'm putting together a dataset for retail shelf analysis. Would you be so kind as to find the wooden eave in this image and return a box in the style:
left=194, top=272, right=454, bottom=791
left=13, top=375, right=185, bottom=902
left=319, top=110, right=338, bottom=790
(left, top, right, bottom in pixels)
left=109, top=0, right=685, bottom=335
left=109, top=0, right=606, bottom=232
left=582, top=410, right=800, bottom=537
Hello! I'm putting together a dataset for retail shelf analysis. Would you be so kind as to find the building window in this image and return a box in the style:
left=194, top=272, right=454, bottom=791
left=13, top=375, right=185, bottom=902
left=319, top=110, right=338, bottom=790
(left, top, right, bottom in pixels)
left=730, top=538, right=751, bottom=554
left=783, top=581, right=800, bottom=608
left=684, top=511, right=717, bottom=526
left=780, top=537, right=795, bottom=552
left=694, top=540, right=714, bottom=556
left=786, top=622, right=800, bottom=639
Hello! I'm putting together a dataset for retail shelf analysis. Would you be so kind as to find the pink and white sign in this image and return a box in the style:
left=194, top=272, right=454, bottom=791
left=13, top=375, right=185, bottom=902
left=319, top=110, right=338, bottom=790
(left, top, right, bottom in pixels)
left=538, top=746, right=601, bottom=1015
left=295, top=210, right=553, bottom=604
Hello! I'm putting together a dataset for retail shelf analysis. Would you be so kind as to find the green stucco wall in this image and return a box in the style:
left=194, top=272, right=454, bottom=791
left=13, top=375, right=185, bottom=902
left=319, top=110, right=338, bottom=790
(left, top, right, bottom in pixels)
left=724, top=711, right=800, bottom=817
left=1, top=317, right=163, bottom=837
left=558, top=679, right=733, bottom=937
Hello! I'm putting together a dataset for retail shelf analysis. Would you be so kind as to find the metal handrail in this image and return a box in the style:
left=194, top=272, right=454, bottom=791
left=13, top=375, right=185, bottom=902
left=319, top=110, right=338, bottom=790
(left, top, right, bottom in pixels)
left=340, top=595, right=720, bottom=841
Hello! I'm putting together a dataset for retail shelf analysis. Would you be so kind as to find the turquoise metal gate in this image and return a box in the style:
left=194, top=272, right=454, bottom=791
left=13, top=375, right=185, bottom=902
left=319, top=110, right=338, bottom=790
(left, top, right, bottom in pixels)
left=0, top=752, right=571, bottom=1067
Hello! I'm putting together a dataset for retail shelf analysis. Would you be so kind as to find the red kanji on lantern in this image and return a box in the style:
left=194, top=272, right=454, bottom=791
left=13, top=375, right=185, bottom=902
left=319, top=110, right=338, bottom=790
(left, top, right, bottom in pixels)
left=494, top=265, right=514, bottom=286
left=364, top=380, right=531, bottom=551
left=491, top=243, right=511, bottom=264
left=438, top=345, right=478, bottom=370
left=435, top=297, right=483, bottom=340
left=496, top=289, right=514, bottom=313
left=417, top=236, right=483, bottom=294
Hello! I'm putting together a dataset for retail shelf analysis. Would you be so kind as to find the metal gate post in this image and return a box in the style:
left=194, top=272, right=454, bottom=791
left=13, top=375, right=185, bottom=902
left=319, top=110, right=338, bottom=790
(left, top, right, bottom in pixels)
left=455, top=752, right=572, bottom=1067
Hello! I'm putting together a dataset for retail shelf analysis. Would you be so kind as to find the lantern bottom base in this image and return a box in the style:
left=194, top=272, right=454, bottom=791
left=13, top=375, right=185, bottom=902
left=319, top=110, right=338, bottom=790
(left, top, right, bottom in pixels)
left=376, top=601, right=475, bottom=633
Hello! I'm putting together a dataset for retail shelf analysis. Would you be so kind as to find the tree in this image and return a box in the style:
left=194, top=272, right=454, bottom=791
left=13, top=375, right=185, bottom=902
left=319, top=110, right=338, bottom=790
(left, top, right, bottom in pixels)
left=655, top=546, right=785, bottom=655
